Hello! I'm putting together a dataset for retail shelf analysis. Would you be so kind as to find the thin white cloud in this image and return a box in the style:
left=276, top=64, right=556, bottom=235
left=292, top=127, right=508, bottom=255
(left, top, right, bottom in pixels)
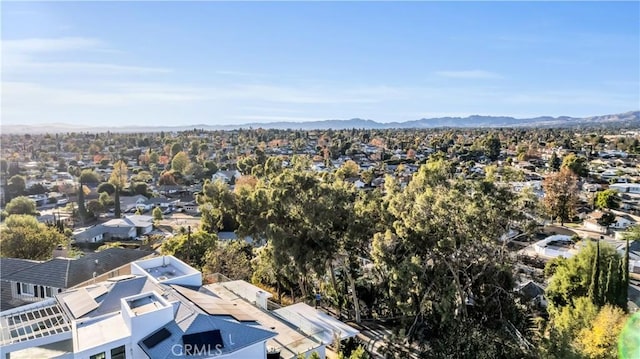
left=6, top=61, right=171, bottom=75
left=2, top=36, right=172, bottom=76
left=2, top=37, right=103, bottom=53
left=215, top=70, right=269, bottom=78
left=435, top=70, right=502, bottom=79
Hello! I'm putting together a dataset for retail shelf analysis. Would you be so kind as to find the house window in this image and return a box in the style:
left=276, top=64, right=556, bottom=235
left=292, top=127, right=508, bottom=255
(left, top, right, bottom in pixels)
left=89, top=352, right=106, bottom=359
left=20, top=283, right=34, bottom=296
left=45, top=287, right=53, bottom=298
left=111, top=345, right=126, bottom=359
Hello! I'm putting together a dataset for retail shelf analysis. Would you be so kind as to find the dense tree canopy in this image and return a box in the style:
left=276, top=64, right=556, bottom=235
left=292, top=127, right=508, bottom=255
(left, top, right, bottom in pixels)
left=5, top=196, right=38, bottom=216
left=595, top=189, right=621, bottom=210
left=542, top=168, right=578, bottom=225
left=0, top=215, right=66, bottom=260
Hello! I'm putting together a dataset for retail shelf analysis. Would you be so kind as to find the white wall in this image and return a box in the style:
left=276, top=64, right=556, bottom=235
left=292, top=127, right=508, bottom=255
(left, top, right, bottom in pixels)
left=584, top=221, right=607, bottom=234
left=73, top=339, right=129, bottom=359
left=217, top=341, right=268, bottom=359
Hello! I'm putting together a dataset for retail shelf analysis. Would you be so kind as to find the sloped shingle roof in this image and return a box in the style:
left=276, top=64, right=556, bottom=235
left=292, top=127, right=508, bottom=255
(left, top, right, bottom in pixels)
left=4, top=248, right=153, bottom=288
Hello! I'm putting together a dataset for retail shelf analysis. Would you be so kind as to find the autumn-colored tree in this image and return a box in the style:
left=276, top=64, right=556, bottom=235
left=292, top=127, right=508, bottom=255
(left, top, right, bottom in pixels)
left=578, top=305, right=627, bottom=359
left=158, top=171, right=177, bottom=186
left=542, top=167, right=578, bottom=225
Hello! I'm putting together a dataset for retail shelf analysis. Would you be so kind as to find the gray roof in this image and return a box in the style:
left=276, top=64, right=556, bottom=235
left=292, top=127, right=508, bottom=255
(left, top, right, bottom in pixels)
left=1, top=258, right=41, bottom=311
left=146, top=197, right=178, bottom=205
left=73, top=225, right=107, bottom=241
left=58, top=274, right=276, bottom=357
left=140, top=312, right=276, bottom=358
left=4, top=248, right=153, bottom=288
left=0, top=258, right=41, bottom=277
left=103, top=215, right=153, bottom=229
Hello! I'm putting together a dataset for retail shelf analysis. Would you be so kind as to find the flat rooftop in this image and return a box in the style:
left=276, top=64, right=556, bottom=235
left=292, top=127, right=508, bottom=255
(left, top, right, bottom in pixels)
left=144, top=263, right=187, bottom=282
left=75, top=313, right=130, bottom=352
left=5, top=339, right=73, bottom=359
left=204, top=283, right=321, bottom=359
left=128, top=294, right=167, bottom=315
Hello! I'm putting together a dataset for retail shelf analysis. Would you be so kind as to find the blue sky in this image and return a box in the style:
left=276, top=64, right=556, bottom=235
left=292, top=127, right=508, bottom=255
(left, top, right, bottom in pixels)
left=2, top=1, right=639, bottom=127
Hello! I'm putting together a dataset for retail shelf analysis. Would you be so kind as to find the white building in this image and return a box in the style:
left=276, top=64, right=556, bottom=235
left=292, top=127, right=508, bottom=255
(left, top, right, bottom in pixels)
left=0, top=256, right=358, bottom=359
left=533, top=235, right=580, bottom=259
left=609, top=183, right=640, bottom=194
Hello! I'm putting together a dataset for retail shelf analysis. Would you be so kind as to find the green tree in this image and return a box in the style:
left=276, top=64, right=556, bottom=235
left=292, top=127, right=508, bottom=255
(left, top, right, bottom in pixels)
left=5, top=196, right=37, bottom=216
left=7, top=175, right=26, bottom=199
left=545, top=241, right=625, bottom=316
left=336, top=160, right=360, bottom=179
left=198, top=179, right=236, bottom=232
left=79, top=169, right=101, bottom=184
left=561, top=153, right=589, bottom=178
left=171, top=151, right=190, bottom=174
left=595, top=189, right=621, bottom=210
left=86, top=199, right=105, bottom=218
left=109, top=160, right=128, bottom=218
left=99, top=191, right=114, bottom=208
left=542, top=167, right=578, bottom=225
left=152, top=207, right=163, bottom=221
left=483, top=135, right=501, bottom=161
left=588, top=241, right=601, bottom=306
left=170, top=143, right=183, bottom=158
left=549, top=152, right=561, bottom=171
left=97, top=182, right=115, bottom=195
left=0, top=215, right=66, bottom=260
left=131, top=182, right=151, bottom=197
left=370, top=160, right=531, bottom=357
left=597, top=211, right=617, bottom=233
left=161, top=230, right=216, bottom=270
left=203, top=240, right=253, bottom=281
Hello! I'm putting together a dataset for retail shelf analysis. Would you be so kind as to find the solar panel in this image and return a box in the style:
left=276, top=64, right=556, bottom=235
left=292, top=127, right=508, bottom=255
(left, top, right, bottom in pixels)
left=63, top=289, right=99, bottom=318
left=142, top=327, right=171, bottom=348
left=182, top=329, right=224, bottom=349
left=170, top=285, right=257, bottom=322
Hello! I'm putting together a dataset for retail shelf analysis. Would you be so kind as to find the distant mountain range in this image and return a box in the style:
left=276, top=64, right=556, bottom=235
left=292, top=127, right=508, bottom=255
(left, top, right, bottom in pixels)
left=2, top=111, right=638, bottom=134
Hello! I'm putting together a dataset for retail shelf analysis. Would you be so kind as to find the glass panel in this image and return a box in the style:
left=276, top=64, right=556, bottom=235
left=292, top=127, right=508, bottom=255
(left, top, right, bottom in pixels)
left=111, top=345, right=126, bottom=359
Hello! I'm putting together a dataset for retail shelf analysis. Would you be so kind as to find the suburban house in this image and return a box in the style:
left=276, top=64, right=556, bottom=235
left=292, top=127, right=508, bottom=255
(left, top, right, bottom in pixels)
left=516, top=281, right=547, bottom=309
left=177, top=201, right=199, bottom=214
left=119, top=195, right=152, bottom=214
left=533, top=235, right=581, bottom=259
left=0, top=248, right=153, bottom=311
left=0, top=255, right=359, bottom=359
left=211, top=170, right=241, bottom=184
left=146, top=197, right=179, bottom=210
left=74, top=215, right=154, bottom=243
left=583, top=211, right=637, bottom=234
left=610, top=183, right=640, bottom=194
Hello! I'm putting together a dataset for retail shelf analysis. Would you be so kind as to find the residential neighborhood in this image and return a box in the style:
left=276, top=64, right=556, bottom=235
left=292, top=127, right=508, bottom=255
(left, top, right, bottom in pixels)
left=1, top=126, right=640, bottom=358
